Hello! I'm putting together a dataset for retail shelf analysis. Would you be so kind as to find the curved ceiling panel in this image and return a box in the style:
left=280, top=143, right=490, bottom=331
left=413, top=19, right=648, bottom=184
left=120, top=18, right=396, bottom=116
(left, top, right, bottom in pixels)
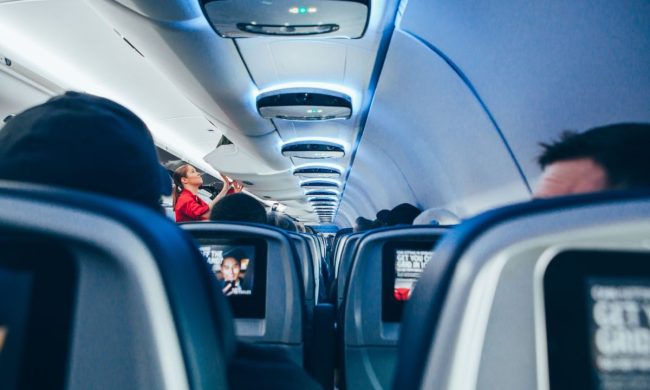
left=338, top=30, right=530, bottom=223
left=398, top=0, right=650, bottom=183
left=241, top=40, right=349, bottom=87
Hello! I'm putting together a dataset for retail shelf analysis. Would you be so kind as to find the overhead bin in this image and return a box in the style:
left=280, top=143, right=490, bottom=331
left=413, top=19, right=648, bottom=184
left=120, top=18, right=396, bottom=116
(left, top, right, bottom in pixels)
left=201, top=0, right=370, bottom=39
left=257, top=89, right=352, bottom=120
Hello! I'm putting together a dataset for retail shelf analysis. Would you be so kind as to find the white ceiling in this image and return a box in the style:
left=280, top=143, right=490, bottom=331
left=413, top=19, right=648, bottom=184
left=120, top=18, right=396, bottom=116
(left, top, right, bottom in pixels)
left=2, top=0, right=648, bottom=226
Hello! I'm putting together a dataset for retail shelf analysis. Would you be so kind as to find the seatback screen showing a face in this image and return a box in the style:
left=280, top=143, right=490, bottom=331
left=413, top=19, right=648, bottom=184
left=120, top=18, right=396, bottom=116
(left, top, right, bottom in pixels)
left=383, top=241, right=437, bottom=322
left=198, top=239, right=267, bottom=319
left=544, top=250, right=650, bottom=390
left=201, top=245, right=255, bottom=296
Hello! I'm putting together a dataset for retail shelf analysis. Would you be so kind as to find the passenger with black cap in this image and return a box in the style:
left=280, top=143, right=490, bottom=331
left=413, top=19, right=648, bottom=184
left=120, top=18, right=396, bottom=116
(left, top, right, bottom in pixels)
left=0, top=91, right=171, bottom=210
left=387, top=203, right=421, bottom=226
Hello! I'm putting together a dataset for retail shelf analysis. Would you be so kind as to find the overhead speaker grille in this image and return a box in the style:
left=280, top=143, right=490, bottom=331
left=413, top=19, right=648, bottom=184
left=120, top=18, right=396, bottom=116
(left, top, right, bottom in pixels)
left=258, top=89, right=352, bottom=121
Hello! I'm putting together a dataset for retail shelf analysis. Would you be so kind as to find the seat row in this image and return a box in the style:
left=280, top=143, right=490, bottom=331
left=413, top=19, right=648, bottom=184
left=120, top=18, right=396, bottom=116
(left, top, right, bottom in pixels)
left=3, top=180, right=650, bottom=390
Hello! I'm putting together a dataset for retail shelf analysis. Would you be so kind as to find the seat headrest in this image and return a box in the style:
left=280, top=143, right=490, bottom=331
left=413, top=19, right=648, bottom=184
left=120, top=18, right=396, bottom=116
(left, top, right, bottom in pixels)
left=395, top=189, right=650, bottom=390
left=0, top=180, right=234, bottom=389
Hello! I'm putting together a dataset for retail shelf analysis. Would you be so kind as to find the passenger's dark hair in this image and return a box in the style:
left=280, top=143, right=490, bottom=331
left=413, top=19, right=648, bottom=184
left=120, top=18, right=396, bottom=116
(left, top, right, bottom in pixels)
left=388, top=203, right=421, bottom=226
left=354, top=216, right=374, bottom=232
left=222, top=248, right=246, bottom=262
left=210, top=193, right=268, bottom=225
left=538, top=123, right=650, bottom=189
left=376, top=209, right=390, bottom=227
left=172, top=164, right=192, bottom=209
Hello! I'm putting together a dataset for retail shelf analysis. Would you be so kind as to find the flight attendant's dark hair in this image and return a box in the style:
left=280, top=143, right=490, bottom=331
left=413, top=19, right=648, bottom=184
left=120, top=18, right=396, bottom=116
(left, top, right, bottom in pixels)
left=172, top=164, right=192, bottom=209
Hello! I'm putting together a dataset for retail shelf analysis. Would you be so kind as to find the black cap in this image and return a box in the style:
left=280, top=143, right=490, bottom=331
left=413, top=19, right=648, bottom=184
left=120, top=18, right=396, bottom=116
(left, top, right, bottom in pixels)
left=0, top=92, right=171, bottom=209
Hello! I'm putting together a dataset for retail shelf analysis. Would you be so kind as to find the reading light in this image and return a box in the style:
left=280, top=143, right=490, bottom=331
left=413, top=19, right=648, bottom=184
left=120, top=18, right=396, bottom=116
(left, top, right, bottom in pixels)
left=257, top=89, right=352, bottom=121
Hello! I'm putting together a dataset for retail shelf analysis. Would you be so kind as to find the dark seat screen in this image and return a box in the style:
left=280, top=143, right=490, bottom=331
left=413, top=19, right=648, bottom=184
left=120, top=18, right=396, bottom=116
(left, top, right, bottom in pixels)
left=382, top=241, right=437, bottom=323
left=544, top=250, right=650, bottom=390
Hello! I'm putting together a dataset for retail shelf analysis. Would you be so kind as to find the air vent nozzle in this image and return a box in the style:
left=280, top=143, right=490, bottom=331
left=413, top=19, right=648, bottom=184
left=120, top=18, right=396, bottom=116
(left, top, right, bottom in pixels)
left=258, top=89, right=351, bottom=121
left=201, top=0, right=369, bottom=39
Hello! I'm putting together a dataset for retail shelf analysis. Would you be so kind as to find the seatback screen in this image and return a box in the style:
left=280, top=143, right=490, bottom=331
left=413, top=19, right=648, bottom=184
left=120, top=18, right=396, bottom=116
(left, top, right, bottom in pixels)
left=382, top=241, right=438, bottom=322
left=0, top=267, right=33, bottom=389
left=544, top=250, right=650, bottom=390
left=198, top=239, right=267, bottom=319
left=0, top=241, right=77, bottom=389
left=587, top=279, right=650, bottom=389
left=394, top=249, right=434, bottom=301
left=201, top=245, right=255, bottom=296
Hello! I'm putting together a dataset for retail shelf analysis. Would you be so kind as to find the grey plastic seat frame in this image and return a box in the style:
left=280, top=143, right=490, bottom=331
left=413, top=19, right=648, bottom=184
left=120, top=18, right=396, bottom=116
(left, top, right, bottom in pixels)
left=301, top=233, right=324, bottom=301
left=182, top=222, right=306, bottom=365
left=0, top=181, right=230, bottom=390
left=394, top=191, right=650, bottom=390
left=335, top=232, right=363, bottom=309
left=341, top=226, right=447, bottom=390
left=288, top=232, right=317, bottom=308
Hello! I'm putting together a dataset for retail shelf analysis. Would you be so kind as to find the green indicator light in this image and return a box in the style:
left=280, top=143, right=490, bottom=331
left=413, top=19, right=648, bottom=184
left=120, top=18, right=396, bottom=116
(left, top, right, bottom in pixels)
left=299, top=7, right=307, bottom=14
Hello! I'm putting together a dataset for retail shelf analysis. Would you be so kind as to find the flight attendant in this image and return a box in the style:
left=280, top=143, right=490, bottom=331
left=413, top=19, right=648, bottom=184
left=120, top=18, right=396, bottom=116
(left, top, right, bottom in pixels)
left=173, top=164, right=240, bottom=222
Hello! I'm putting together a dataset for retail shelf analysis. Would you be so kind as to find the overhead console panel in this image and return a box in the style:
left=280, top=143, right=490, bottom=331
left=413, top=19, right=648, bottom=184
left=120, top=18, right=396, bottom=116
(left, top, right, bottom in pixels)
left=257, top=89, right=352, bottom=121
left=201, top=0, right=370, bottom=39
left=281, top=141, right=345, bottom=159
left=300, top=180, right=340, bottom=189
left=293, top=166, right=341, bottom=179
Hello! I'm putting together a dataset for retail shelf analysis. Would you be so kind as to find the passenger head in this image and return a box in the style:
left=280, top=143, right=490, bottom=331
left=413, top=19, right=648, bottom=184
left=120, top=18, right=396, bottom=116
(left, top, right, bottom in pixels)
left=535, top=123, right=650, bottom=198
left=376, top=209, right=390, bottom=227
left=0, top=92, right=170, bottom=210
left=210, top=193, right=268, bottom=224
left=172, top=164, right=203, bottom=206
left=387, top=203, right=421, bottom=226
left=354, top=216, right=374, bottom=232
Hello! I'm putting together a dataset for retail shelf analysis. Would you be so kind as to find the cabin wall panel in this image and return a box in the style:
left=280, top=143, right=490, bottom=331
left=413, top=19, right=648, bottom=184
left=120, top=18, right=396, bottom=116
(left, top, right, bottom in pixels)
left=399, top=0, right=650, bottom=184
left=338, top=30, right=529, bottom=225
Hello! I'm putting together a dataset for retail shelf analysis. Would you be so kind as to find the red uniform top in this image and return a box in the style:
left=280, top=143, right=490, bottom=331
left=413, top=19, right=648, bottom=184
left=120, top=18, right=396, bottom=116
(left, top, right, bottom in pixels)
left=175, top=189, right=209, bottom=222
